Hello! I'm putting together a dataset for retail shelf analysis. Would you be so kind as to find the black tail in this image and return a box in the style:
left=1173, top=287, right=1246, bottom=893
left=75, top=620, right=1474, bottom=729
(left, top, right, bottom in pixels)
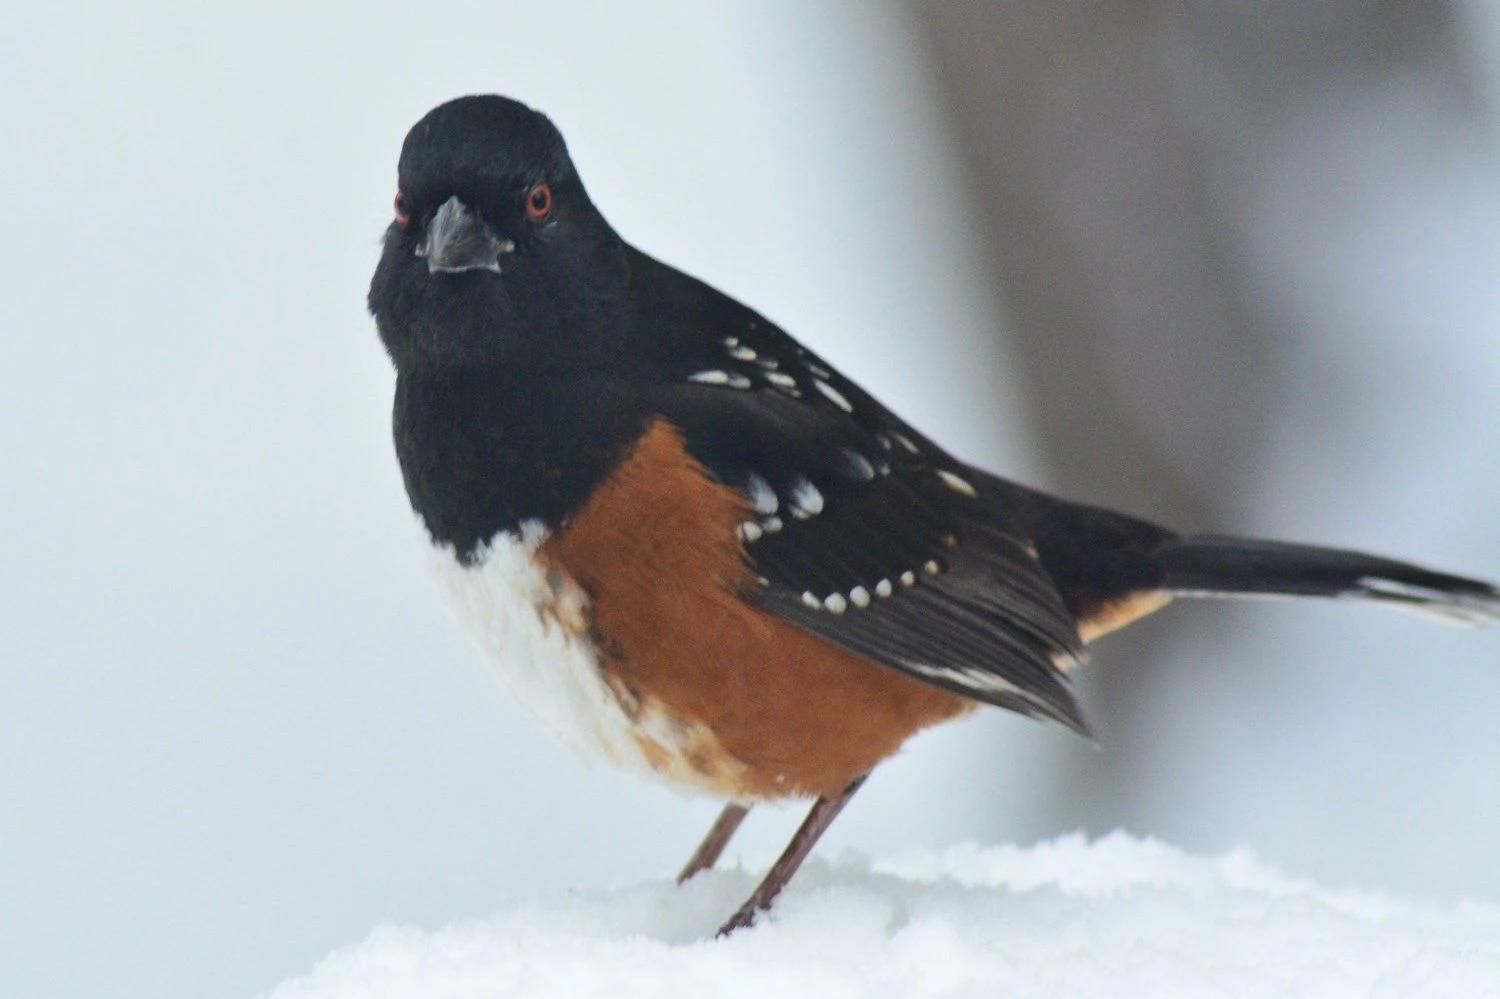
left=1157, top=535, right=1500, bottom=626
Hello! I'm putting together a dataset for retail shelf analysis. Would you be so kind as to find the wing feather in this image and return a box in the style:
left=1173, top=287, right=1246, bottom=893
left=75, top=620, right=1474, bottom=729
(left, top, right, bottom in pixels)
left=657, top=381, right=1090, bottom=734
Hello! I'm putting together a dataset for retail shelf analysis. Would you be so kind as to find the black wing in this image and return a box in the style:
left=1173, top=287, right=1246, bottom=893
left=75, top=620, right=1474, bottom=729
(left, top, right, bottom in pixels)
left=627, top=250, right=1090, bottom=732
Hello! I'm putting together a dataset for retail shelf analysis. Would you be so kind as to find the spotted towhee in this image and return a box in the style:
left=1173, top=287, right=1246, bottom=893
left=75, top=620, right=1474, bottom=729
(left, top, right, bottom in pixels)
left=367, top=95, right=1500, bottom=935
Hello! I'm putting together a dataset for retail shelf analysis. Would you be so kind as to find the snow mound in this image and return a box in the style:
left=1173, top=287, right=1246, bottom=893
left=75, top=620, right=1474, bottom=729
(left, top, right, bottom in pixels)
left=264, top=833, right=1500, bottom=998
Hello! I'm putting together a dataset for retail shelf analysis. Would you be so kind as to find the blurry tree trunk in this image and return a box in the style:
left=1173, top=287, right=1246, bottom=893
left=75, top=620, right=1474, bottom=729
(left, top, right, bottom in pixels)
left=908, top=0, right=1478, bottom=834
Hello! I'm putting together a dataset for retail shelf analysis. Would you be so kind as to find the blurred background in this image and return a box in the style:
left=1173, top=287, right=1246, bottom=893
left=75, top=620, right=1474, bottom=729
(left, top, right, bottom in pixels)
left=1, top=3, right=1496, bottom=998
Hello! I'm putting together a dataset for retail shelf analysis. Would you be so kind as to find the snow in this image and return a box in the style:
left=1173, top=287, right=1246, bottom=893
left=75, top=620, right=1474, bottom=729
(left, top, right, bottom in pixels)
left=263, top=834, right=1500, bottom=999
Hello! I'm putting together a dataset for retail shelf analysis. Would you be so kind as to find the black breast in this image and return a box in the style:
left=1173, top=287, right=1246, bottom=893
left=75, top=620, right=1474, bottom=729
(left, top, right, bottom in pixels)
left=393, top=363, right=652, bottom=562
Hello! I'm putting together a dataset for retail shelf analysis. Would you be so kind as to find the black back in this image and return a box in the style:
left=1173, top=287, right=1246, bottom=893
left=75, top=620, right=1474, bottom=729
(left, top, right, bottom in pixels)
left=368, top=95, right=1191, bottom=734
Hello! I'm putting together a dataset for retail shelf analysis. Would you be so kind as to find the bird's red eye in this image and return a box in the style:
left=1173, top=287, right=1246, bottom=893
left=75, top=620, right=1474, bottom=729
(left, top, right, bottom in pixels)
left=393, top=191, right=411, bottom=226
left=526, top=183, right=552, bottom=221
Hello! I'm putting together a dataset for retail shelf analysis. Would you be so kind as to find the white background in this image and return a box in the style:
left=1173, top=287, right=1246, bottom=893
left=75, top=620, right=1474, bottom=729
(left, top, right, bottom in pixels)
left=1, top=4, right=1496, bottom=999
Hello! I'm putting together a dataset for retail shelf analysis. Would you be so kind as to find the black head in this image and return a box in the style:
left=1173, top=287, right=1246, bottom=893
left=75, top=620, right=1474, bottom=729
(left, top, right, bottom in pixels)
left=368, top=96, right=630, bottom=372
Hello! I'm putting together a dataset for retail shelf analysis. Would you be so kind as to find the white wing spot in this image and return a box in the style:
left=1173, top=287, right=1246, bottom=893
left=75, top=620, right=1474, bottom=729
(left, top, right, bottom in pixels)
left=937, top=469, right=978, bottom=497
left=924, top=560, right=941, bottom=576
left=813, top=378, right=854, bottom=413
left=805, top=361, right=833, bottom=379
left=788, top=477, right=824, bottom=519
left=690, top=369, right=750, bottom=389
left=890, top=431, right=921, bottom=454
left=801, top=591, right=821, bottom=609
left=875, top=578, right=894, bottom=598
left=765, top=371, right=798, bottom=389
left=760, top=515, right=784, bottom=534
left=823, top=592, right=848, bottom=614
left=905, top=661, right=1022, bottom=696
left=737, top=521, right=763, bottom=543
left=722, top=336, right=740, bottom=348
left=745, top=473, right=778, bottom=514
left=727, top=345, right=758, bottom=362
left=840, top=449, right=876, bottom=482
left=900, top=570, right=917, bottom=587
left=849, top=586, right=871, bottom=609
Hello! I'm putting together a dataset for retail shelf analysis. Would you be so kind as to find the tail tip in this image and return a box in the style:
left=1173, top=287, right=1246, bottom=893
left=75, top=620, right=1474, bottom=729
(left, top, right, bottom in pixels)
left=1355, top=575, right=1500, bottom=627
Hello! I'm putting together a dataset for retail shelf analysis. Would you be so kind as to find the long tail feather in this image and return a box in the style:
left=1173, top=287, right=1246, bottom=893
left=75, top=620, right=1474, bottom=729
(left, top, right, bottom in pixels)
left=1157, top=535, right=1500, bottom=626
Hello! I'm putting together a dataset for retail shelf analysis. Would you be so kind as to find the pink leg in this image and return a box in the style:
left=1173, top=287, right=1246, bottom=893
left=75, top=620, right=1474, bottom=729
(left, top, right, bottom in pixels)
left=717, top=774, right=868, bottom=936
left=677, top=802, right=751, bottom=883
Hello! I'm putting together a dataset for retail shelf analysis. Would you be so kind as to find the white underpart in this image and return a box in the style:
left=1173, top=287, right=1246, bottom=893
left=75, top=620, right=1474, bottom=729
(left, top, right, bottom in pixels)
left=423, top=519, right=737, bottom=795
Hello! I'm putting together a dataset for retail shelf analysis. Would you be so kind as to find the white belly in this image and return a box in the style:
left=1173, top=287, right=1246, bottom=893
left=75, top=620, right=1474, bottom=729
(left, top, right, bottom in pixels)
left=422, top=518, right=742, bottom=796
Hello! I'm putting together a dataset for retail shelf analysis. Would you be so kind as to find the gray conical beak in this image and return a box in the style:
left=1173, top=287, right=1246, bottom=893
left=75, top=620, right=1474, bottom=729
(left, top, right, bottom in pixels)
left=415, top=196, right=515, bottom=274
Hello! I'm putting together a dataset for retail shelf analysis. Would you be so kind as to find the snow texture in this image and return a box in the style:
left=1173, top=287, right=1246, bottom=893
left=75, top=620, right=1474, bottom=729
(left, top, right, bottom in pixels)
left=263, top=833, right=1500, bottom=998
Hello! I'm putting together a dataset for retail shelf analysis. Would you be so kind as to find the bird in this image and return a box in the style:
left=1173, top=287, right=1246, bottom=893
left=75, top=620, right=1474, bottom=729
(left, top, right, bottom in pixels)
left=367, top=94, right=1500, bottom=936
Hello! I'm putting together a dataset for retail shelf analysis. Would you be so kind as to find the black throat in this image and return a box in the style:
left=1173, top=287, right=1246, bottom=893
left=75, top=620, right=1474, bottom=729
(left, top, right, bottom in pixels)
left=393, top=361, right=653, bottom=562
